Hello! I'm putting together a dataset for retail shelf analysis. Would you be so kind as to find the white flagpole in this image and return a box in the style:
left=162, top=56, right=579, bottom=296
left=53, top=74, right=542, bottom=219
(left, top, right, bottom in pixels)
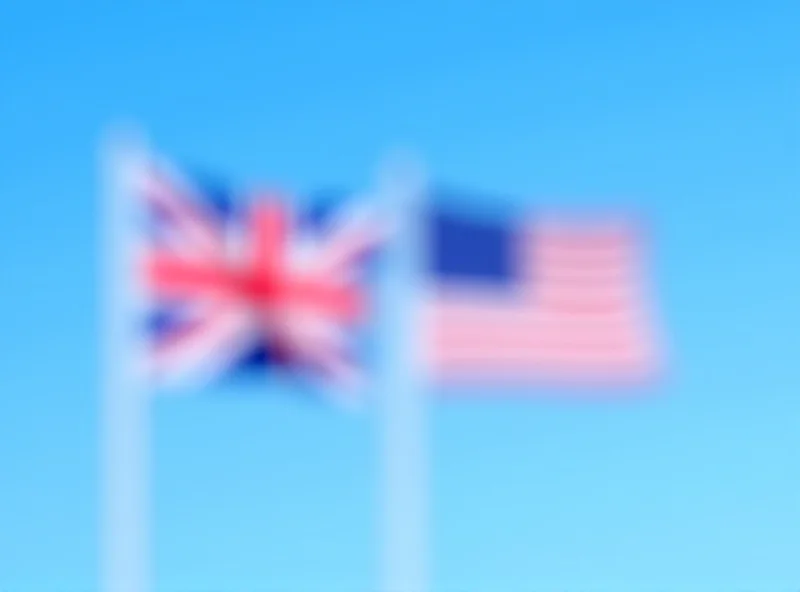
left=377, top=154, right=429, bottom=592
left=100, top=127, right=151, bottom=592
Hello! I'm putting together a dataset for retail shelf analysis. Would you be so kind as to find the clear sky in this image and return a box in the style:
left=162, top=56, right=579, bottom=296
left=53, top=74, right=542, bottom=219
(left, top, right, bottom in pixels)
left=1, top=1, right=799, bottom=591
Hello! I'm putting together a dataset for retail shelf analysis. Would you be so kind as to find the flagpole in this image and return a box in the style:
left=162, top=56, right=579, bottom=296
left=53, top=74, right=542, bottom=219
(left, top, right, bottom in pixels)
left=100, top=127, right=151, bottom=592
left=377, top=153, right=429, bottom=592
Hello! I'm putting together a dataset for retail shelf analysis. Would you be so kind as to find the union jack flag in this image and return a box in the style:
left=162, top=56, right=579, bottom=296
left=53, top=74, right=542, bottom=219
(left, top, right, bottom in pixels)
left=134, top=158, right=383, bottom=391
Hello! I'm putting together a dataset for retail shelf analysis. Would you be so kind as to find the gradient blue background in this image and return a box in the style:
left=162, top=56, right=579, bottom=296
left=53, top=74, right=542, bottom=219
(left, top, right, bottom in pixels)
left=1, top=1, right=798, bottom=590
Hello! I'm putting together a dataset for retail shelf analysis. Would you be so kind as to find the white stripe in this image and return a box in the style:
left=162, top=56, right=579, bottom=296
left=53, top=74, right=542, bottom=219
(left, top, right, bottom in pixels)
left=140, top=166, right=222, bottom=257
left=149, top=306, right=253, bottom=388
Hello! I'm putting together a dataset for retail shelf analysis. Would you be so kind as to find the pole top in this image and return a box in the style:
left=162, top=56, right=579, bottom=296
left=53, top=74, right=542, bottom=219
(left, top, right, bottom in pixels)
left=376, top=149, right=427, bottom=211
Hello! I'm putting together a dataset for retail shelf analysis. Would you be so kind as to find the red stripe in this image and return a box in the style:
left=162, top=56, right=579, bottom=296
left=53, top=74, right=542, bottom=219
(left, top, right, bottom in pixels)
left=283, top=278, right=366, bottom=322
left=430, top=341, right=655, bottom=363
left=431, top=326, right=646, bottom=348
left=250, top=200, right=286, bottom=274
left=144, top=252, right=244, bottom=300
left=144, top=251, right=366, bottom=322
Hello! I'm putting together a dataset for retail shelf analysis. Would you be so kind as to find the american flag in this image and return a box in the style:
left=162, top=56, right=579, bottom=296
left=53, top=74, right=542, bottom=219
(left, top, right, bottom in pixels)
left=134, top=159, right=382, bottom=390
left=423, top=202, right=662, bottom=387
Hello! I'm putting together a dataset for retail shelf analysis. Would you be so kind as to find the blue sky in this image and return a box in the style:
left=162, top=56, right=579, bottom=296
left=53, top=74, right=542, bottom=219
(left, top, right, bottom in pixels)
left=1, top=1, right=799, bottom=591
